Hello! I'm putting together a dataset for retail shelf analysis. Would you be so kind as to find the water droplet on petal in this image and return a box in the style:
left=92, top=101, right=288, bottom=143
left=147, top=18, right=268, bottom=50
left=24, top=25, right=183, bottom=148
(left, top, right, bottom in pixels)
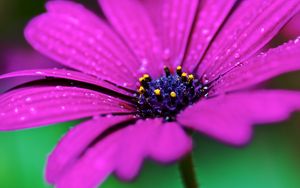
left=234, top=53, right=241, bottom=59
left=25, top=97, right=32, bottom=102
left=162, top=48, right=171, bottom=60
left=14, top=108, right=19, bottom=113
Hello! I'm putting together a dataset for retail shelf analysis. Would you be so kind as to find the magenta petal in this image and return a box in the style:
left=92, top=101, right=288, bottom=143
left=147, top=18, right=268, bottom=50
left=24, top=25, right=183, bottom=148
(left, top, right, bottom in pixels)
left=148, top=122, right=192, bottom=163
left=182, top=0, right=237, bottom=72
left=178, top=90, right=300, bottom=145
left=46, top=116, right=132, bottom=184
left=142, top=0, right=198, bottom=68
left=25, top=1, right=140, bottom=88
left=0, top=69, right=132, bottom=95
left=0, top=86, right=134, bottom=130
left=197, top=0, right=300, bottom=82
left=115, top=119, right=192, bottom=180
left=56, top=129, right=123, bottom=188
left=99, top=0, right=163, bottom=77
left=211, top=38, right=300, bottom=95
left=115, top=119, right=160, bottom=180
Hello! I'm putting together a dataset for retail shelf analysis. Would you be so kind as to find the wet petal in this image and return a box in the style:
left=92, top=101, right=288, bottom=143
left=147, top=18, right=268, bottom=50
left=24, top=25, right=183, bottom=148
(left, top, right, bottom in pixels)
left=211, top=37, right=300, bottom=95
left=148, top=121, right=192, bottom=163
left=47, top=115, right=133, bottom=184
left=182, top=0, right=237, bottom=72
left=56, top=128, right=123, bottom=188
left=99, top=0, right=163, bottom=77
left=197, top=0, right=300, bottom=83
left=142, top=0, right=198, bottom=68
left=115, top=118, right=192, bottom=180
left=0, top=69, right=133, bottom=95
left=50, top=118, right=191, bottom=187
left=25, top=1, right=140, bottom=88
left=178, top=90, right=300, bottom=145
left=0, top=86, right=134, bottom=130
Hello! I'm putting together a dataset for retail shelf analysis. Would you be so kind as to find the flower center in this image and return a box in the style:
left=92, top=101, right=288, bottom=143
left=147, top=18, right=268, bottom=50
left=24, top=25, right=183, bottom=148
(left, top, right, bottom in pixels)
left=135, top=66, right=208, bottom=121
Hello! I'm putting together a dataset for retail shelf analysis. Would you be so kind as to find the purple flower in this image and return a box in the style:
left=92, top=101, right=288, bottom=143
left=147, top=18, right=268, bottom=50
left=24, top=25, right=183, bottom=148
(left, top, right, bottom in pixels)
left=1, top=0, right=300, bottom=187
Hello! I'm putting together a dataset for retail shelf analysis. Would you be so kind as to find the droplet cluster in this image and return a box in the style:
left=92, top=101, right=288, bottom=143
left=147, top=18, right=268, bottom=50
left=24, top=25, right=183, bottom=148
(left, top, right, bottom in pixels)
left=135, top=66, right=208, bottom=121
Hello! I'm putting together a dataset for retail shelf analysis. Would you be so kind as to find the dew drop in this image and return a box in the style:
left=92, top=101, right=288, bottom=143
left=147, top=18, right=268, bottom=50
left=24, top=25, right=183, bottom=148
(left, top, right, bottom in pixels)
left=92, top=115, right=100, bottom=120
left=234, top=53, right=241, bottom=59
left=162, top=48, right=171, bottom=60
left=202, top=29, right=209, bottom=35
left=30, top=107, right=37, bottom=114
left=25, top=97, right=32, bottom=102
left=36, top=71, right=44, bottom=75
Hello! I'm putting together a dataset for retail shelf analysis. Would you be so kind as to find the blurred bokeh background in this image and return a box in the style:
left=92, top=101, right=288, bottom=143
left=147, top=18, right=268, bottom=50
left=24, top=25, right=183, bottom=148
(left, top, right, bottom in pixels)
left=1, top=1, right=300, bottom=188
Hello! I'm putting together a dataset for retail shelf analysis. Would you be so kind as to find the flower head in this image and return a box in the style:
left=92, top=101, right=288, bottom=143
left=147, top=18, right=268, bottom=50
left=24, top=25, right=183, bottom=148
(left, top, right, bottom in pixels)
left=1, top=0, right=300, bottom=187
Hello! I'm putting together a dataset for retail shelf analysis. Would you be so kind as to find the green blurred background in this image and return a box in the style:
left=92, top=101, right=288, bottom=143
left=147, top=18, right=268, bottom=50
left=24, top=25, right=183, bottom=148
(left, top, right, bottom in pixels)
left=1, top=1, right=300, bottom=188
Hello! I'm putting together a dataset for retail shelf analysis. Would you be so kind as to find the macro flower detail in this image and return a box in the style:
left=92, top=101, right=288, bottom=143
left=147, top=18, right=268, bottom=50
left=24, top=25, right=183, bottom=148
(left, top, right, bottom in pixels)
left=1, top=0, right=300, bottom=188
left=135, top=66, right=209, bottom=120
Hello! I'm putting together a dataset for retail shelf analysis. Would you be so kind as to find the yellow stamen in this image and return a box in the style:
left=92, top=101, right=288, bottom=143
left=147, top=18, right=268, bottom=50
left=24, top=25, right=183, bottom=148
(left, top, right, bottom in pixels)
left=176, top=66, right=182, bottom=75
left=164, top=66, right=171, bottom=76
left=139, top=77, right=144, bottom=82
left=142, top=74, right=151, bottom=82
left=181, top=72, right=187, bottom=78
left=188, top=74, right=194, bottom=82
left=170, top=91, right=176, bottom=98
left=143, top=74, right=150, bottom=79
left=138, top=86, right=145, bottom=94
left=154, top=89, right=161, bottom=96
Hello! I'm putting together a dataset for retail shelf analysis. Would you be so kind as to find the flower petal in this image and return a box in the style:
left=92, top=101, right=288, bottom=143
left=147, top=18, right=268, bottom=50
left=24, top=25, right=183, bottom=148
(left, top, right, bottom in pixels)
left=142, top=0, right=199, bottom=68
left=182, top=0, right=237, bottom=72
left=115, top=118, right=192, bottom=180
left=178, top=90, right=300, bottom=145
left=25, top=1, right=140, bottom=88
left=211, top=38, right=300, bottom=95
left=99, top=0, right=163, bottom=77
left=197, top=0, right=300, bottom=82
left=50, top=118, right=191, bottom=187
left=46, top=115, right=133, bottom=184
left=148, top=121, right=192, bottom=163
left=56, top=128, right=123, bottom=188
left=0, top=69, right=133, bottom=95
left=0, top=86, right=134, bottom=130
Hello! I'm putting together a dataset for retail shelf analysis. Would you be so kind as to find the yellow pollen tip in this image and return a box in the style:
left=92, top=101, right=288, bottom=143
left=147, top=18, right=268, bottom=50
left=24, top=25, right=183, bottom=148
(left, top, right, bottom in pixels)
left=154, top=89, right=161, bottom=96
left=139, top=77, right=144, bottom=82
left=181, top=72, right=187, bottom=78
left=170, top=91, right=176, bottom=98
left=138, top=86, right=145, bottom=94
left=176, top=66, right=182, bottom=71
left=143, top=74, right=150, bottom=79
left=188, top=74, right=194, bottom=81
